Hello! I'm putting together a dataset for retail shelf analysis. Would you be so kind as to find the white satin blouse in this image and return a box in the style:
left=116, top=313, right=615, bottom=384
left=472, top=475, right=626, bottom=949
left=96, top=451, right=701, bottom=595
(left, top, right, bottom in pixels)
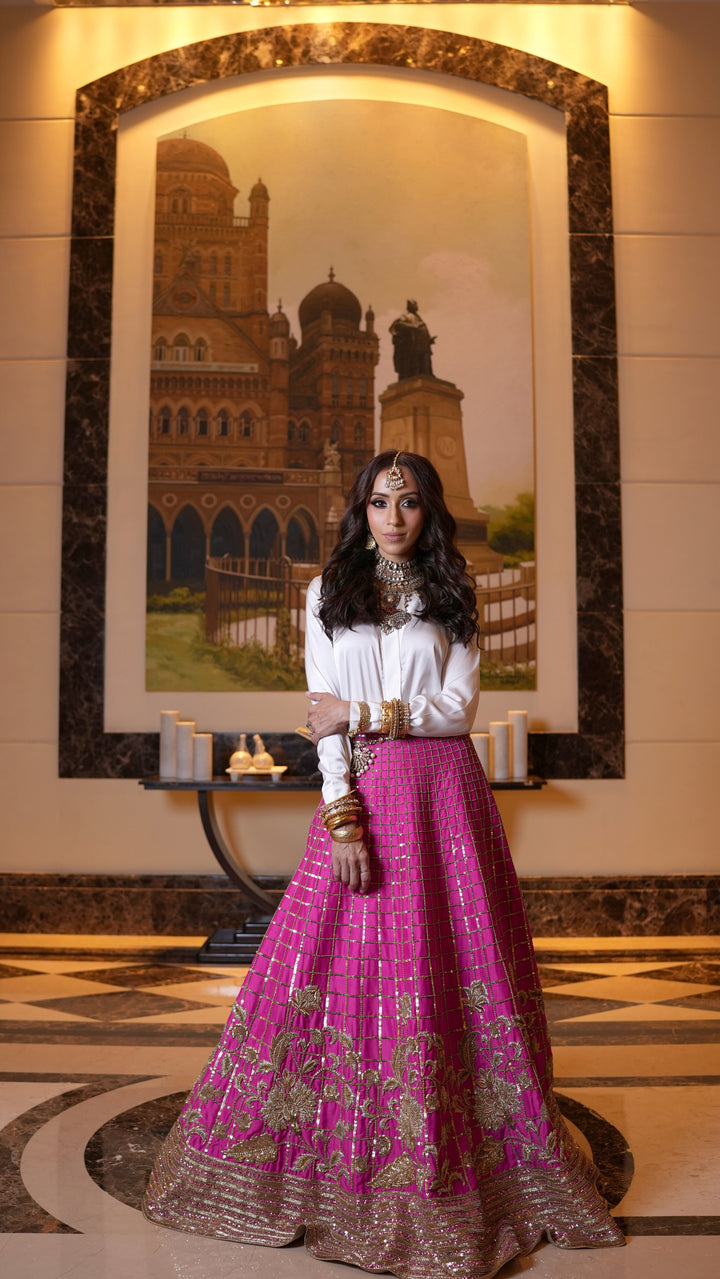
left=304, top=575, right=480, bottom=803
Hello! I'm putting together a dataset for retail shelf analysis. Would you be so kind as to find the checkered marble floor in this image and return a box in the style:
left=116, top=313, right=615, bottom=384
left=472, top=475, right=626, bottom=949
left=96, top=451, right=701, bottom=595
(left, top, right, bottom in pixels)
left=1, top=934, right=719, bottom=1278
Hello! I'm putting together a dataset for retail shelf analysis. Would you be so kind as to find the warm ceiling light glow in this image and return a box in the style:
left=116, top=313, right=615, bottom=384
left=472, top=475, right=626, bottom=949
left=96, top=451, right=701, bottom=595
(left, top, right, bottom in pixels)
left=50, top=2, right=632, bottom=9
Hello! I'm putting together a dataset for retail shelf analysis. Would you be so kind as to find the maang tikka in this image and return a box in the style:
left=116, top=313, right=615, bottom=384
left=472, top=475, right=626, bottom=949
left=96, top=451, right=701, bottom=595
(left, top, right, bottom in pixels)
left=385, top=451, right=405, bottom=490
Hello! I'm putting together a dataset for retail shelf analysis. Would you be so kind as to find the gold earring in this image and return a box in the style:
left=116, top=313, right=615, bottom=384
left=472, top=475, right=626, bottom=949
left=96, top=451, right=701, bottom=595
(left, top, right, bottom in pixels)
left=365, top=532, right=377, bottom=551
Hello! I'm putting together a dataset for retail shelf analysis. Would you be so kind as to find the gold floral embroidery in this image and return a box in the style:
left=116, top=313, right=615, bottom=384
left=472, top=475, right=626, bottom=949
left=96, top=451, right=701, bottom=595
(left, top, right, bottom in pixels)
left=227, top=1133, right=278, bottom=1164
left=472, top=1071, right=522, bottom=1129
left=463, top=980, right=490, bottom=1013
left=397, top=1095, right=424, bottom=1148
left=261, top=1073, right=317, bottom=1134
left=372, top=1153, right=417, bottom=1189
left=289, top=984, right=323, bottom=1015
left=471, top=1135, right=505, bottom=1173
left=180, top=976, right=562, bottom=1198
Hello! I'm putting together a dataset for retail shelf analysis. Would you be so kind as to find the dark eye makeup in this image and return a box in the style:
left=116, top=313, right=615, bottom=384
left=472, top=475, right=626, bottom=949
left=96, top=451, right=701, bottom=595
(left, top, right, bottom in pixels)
left=369, top=496, right=420, bottom=508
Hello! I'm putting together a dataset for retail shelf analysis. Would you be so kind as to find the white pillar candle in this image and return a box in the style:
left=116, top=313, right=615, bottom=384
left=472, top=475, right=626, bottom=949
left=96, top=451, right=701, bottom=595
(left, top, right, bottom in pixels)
left=176, top=720, right=196, bottom=780
left=159, top=710, right=180, bottom=779
left=192, top=732, right=213, bottom=782
left=489, top=721, right=510, bottom=781
left=508, top=710, right=528, bottom=780
left=471, top=733, right=490, bottom=776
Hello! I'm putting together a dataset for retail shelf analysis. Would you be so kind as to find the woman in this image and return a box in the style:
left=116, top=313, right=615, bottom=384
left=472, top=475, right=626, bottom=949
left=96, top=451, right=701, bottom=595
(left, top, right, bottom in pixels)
left=144, top=451, right=624, bottom=1277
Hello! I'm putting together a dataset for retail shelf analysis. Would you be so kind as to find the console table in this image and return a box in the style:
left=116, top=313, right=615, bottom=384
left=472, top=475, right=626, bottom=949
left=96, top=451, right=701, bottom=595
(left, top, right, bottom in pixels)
left=141, top=774, right=545, bottom=962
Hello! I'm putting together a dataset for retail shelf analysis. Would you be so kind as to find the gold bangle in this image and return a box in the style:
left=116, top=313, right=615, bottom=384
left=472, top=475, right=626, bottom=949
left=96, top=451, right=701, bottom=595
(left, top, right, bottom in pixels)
left=331, top=824, right=363, bottom=844
left=398, top=700, right=410, bottom=738
left=349, top=701, right=371, bottom=738
left=320, top=790, right=359, bottom=823
left=326, top=811, right=361, bottom=832
left=324, top=801, right=358, bottom=816
left=380, top=700, right=392, bottom=736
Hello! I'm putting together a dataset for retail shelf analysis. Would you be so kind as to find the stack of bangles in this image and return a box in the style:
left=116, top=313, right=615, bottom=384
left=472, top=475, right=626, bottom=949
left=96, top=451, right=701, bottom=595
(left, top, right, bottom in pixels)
left=379, top=698, right=410, bottom=740
left=320, top=790, right=363, bottom=843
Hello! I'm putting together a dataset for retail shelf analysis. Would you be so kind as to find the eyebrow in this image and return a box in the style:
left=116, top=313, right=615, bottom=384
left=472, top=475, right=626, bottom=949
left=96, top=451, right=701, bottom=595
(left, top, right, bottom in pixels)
left=370, top=489, right=421, bottom=498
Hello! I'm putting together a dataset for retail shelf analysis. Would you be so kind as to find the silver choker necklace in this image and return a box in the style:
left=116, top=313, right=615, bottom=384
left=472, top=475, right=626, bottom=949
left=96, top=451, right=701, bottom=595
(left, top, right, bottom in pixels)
left=375, top=552, right=423, bottom=634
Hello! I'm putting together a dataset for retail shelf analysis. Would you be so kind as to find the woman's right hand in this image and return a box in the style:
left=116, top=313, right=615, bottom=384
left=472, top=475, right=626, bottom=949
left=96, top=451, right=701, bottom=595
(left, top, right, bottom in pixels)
left=331, top=835, right=371, bottom=895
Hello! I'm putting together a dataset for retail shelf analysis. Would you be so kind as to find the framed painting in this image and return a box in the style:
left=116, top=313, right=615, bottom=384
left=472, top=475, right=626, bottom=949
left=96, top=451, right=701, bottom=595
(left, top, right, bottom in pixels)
left=60, top=22, right=623, bottom=780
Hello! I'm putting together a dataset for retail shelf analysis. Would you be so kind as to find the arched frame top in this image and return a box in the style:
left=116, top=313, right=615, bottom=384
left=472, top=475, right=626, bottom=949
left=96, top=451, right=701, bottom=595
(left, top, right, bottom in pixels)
left=60, top=22, right=623, bottom=780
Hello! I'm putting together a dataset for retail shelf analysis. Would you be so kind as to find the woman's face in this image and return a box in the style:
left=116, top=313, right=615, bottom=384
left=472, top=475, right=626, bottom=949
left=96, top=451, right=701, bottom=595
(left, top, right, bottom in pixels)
left=366, top=464, right=424, bottom=563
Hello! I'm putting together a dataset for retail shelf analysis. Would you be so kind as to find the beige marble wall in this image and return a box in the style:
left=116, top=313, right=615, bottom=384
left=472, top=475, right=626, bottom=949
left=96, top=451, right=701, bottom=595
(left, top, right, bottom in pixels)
left=0, top=4, right=718, bottom=876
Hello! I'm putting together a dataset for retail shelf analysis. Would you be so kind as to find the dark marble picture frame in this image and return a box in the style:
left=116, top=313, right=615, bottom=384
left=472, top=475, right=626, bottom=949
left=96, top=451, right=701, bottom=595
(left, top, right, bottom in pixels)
left=60, top=21, right=623, bottom=781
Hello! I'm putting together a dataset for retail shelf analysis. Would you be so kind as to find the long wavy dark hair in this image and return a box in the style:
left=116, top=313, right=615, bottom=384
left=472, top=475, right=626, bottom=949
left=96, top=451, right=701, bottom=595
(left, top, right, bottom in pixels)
left=318, top=450, right=479, bottom=645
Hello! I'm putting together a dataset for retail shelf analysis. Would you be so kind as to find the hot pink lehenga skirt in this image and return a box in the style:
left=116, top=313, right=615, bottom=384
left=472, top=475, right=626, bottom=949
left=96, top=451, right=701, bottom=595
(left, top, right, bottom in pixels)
left=143, top=734, right=624, bottom=1277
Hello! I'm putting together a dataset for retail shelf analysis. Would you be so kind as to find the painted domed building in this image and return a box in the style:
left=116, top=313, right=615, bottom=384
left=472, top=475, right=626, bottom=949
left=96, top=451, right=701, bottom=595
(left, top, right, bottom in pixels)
left=147, top=137, right=378, bottom=589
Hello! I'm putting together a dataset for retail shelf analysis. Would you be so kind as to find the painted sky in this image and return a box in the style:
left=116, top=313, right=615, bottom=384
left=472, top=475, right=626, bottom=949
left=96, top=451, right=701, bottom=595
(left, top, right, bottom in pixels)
left=163, top=98, right=534, bottom=508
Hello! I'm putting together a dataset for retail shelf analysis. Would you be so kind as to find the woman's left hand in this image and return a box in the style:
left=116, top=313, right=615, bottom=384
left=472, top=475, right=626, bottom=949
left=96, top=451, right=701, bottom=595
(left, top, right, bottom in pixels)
left=306, top=692, right=351, bottom=742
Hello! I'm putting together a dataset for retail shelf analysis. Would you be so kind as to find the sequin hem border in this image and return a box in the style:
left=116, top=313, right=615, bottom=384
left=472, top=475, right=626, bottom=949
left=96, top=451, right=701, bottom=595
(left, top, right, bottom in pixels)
left=143, top=1123, right=624, bottom=1279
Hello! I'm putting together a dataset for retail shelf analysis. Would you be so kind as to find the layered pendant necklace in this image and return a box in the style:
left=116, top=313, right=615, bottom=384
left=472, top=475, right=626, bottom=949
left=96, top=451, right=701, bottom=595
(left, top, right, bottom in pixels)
left=375, top=552, right=423, bottom=635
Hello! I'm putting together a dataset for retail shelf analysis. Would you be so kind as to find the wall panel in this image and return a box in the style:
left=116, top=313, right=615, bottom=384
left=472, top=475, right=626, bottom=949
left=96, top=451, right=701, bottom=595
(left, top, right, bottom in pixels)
left=618, top=357, right=720, bottom=483
left=0, top=120, right=74, bottom=238
left=0, top=486, right=62, bottom=611
left=0, top=362, right=66, bottom=484
left=0, top=3, right=718, bottom=879
left=622, top=484, right=720, bottom=611
left=0, top=238, right=69, bottom=360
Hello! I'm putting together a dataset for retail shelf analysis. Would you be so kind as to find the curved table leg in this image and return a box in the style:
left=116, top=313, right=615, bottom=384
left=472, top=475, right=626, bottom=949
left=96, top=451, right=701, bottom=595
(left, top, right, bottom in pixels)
left=197, top=790, right=277, bottom=914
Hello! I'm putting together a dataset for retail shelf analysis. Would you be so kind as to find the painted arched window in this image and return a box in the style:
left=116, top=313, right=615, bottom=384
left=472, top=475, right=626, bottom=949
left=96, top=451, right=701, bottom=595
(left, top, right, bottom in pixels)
left=170, top=506, right=205, bottom=583
left=298, top=420, right=310, bottom=443
left=210, top=507, right=244, bottom=560
left=216, top=409, right=230, bottom=438
left=286, top=509, right=319, bottom=563
left=250, top=509, right=280, bottom=562
left=146, top=505, right=166, bottom=586
left=354, top=420, right=364, bottom=445
left=194, top=338, right=208, bottom=362
left=195, top=407, right=209, bottom=437
left=158, top=406, right=171, bottom=436
left=153, top=338, right=168, bottom=362
left=177, top=406, right=190, bottom=436
left=287, top=420, right=296, bottom=443
left=224, top=253, right=231, bottom=277
left=239, top=411, right=254, bottom=439
left=173, top=333, right=190, bottom=362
